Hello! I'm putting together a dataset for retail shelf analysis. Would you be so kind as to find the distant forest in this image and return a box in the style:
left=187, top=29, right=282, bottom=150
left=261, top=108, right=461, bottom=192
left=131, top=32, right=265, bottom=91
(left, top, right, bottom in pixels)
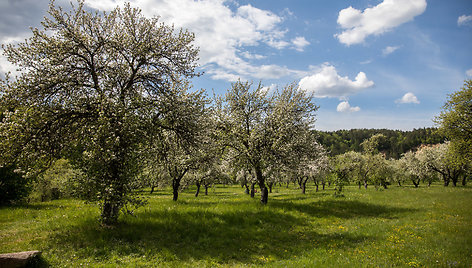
left=315, top=128, right=446, bottom=159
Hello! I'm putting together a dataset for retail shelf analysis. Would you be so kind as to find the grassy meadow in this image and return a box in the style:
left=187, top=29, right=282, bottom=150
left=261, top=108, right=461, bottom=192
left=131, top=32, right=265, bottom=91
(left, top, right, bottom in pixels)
left=1, top=184, right=471, bottom=267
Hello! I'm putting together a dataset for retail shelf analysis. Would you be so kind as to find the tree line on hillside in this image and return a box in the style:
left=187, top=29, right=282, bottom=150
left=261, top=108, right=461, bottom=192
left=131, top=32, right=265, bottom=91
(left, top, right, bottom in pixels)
left=315, top=128, right=445, bottom=159
left=0, top=1, right=470, bottom=225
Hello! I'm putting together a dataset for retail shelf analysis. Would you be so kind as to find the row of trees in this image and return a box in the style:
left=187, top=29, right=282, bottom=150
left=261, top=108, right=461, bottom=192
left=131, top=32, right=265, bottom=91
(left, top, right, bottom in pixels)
left=330, top=139, right=469, bottom=191
left=1, top=1, right=470, bottom=225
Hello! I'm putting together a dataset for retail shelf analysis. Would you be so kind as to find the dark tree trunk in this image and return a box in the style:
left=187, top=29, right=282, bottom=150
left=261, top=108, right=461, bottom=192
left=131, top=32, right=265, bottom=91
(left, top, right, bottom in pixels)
left=244, top=183, right=249, bottom=194
left=172, top=179, right=180, bottom=201
left=412, top=179, right=420, bottom=188
left=462, top=176, right=467, bottom=186
left=443, top=174, right=450, bottom=186
left=195, top=182, right=201, bottom=197
left=260, top=186, right=268, bottom=204
left=250, top=182, right=255, bottom=198
left=204, top=184, right=209, bottom=195
left=256, top=168, right=268, bottom=204
left=268, top=182, right=273, bottom=193
left=150, top=185, right=156, bottom=194
left=301, top=181, right=307, bottom=194
left=322, top=182, right=326, bottom=190
left=398, top=181, right=402, bottom=187
left=364, top=179, right=368, bottom=189
left=382, top=183, right=388, bottom=189
left=101, top=198, right=120, bottom=225
left=428, top=180, right=432, bottom=187
left=286, top=181, right=289, bottom=188
left=358, top=181, right=361, bottom=189
left=101, top=159, right=125, bottom=225
left=314, top=180, right=319, bottom=192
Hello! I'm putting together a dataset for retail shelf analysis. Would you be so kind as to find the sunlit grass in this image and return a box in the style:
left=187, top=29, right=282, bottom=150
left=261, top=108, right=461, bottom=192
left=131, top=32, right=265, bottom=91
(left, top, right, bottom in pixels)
left=1, top=184, right=471, bottom=267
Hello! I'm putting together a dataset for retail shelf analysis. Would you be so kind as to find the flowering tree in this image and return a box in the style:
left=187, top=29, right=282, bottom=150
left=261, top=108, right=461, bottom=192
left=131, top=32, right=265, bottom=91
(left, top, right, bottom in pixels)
left=217, top=81, right=319, bottom=204
left=0, top=1, right=200, bottom=224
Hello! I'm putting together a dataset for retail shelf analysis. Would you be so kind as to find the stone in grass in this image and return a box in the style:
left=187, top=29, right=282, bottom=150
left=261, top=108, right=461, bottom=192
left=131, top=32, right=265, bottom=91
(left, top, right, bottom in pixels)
left=0, top=250, right=42, bottom=268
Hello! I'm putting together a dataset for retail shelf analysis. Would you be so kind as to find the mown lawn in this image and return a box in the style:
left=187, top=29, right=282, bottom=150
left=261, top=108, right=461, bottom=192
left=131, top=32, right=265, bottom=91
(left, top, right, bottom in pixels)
left=1, top=184, right=471, bottom=267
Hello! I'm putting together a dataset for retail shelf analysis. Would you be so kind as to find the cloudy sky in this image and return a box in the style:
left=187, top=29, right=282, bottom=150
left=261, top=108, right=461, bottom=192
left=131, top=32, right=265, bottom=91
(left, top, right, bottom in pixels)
left=1, top=0, right=471, bottom=131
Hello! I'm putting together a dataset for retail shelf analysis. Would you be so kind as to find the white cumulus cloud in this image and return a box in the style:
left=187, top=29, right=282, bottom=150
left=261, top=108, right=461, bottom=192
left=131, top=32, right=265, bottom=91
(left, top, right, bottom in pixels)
left=396, top=92, right=420, bottom=104
left=291, top=36, right=310, bottom=52
left=82, top=0, right=304, bottom=81
left=458, top=14, right=472, bottom=26
left=466, top=69, right=472, bottom=77
left=382, top=45, right=401, bottom=56
left=335, top=0, right=427, bottom=45
left=337, top=101, right=361, bottom=113
left=298, top=64, right=374, bottom=98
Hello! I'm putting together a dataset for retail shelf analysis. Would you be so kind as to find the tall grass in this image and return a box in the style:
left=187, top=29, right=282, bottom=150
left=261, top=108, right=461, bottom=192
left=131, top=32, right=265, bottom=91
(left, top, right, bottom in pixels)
left=1, top=184, right=471, bottom=267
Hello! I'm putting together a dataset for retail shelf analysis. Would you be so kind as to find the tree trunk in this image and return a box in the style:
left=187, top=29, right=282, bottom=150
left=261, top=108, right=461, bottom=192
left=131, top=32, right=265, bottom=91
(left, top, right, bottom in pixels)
left=256, top=167, right=268, bottom=204
left=358, top=181, right=361, bottom=189
left=150, top=185, right=155, bottom=194
left=443, top=174, right=450, bottom=186
left=322, top=182, right=325, bottom=190
left=286, top=181, right=289, bottom=188
left=101, top=198, right=120, bottom=225
left=195, top=182, right=201, bottom=197
left=412, top=179, right=419, bottom=188
left=301, top=181, right=306, bottom=194
left=268, top=182, right=273, bottom=193
left=260, top=185, right=268, bottom=204
left=244, top=183, right=249, bottom=194
left=205, top=184, right=209, bottom=195
left=364, top=179, right=368, bottom=189
left=397, top=181, right=402, bottom=187
left=250, top=182, right=255, bottom=198
left=462, top=176, right=467, bottom=186
left=172, top=179, right=180, bottom=201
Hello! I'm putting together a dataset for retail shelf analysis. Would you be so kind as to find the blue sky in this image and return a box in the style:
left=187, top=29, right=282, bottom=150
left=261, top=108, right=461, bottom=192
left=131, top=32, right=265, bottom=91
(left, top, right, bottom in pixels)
left=1, top=0, right=471, bottom=130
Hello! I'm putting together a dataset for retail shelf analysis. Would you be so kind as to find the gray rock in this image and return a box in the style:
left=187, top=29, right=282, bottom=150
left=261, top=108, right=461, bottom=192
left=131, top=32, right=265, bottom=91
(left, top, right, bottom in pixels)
left=0, top=251, right=42, bottom=268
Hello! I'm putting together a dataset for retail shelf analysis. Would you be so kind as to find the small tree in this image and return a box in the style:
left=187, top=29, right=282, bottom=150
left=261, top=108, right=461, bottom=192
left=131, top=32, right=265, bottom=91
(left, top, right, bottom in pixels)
left=418, top=143, right=464, bottom=187
left=150, top=85, right=210, bottom=201
left=217, top=81, right=318, bottom=204
left=330, top=153, right=355, bottom=196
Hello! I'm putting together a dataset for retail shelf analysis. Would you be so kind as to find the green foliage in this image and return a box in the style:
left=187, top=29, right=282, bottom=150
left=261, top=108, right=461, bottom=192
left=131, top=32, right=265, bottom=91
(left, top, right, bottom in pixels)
left=0, top=165, right=31, bottom=205
left=436, top=79, right=472, bottom=166
left=29, top=159, right=83, bottom=202
left=316, top=128, right=445, bottom=159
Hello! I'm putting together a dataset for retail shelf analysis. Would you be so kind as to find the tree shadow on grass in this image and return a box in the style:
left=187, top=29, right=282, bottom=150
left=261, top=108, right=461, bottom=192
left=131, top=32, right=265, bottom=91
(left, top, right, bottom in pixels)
left=47, top=208, right=370, bottom=265
left=270, top=199, right=417, bottom=219
left=44, top=198, right=416, bottom=265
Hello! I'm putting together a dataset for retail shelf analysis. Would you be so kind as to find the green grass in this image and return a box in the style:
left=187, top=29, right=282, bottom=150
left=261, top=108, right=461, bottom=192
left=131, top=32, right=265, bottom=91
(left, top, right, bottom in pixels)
left=1, top=184, right=471, bottom=267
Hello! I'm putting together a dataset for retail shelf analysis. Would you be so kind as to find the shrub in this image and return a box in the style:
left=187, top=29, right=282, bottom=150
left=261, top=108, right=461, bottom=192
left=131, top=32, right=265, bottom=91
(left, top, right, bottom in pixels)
left=0, top=165, right=31, bottom=205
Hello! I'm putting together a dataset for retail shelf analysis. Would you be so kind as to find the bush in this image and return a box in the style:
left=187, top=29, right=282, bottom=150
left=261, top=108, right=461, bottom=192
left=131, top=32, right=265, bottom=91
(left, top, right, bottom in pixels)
left=0, top=165, right=31, bottom=205
left=30, top=159, right=84, bottom=202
